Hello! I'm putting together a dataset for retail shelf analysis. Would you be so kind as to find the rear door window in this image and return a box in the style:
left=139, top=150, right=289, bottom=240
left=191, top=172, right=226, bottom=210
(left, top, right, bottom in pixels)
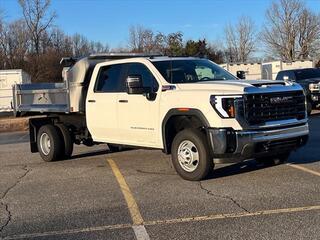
left=95, top=64, right=126, bottom=92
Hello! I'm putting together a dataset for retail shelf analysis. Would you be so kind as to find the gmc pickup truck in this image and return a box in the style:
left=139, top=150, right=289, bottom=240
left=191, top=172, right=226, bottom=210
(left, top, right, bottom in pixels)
left=276, top=68, right=320, bottom=115
left=13, top=53, right=309, bottom=181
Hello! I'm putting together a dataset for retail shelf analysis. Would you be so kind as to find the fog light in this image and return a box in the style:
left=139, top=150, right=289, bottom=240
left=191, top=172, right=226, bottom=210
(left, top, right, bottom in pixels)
left=311, top=95, right=319, bottom=101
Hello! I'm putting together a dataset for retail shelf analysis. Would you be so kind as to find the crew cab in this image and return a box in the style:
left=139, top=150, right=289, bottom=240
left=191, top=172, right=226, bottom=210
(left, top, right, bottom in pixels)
left=276, top=68, right=320, bottom=115
left=13, top=53, right=309, bottom=181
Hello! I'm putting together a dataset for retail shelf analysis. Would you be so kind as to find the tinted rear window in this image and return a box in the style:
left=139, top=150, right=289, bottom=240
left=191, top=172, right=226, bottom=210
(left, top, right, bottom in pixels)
left=95, top=64, right=125, bottom=92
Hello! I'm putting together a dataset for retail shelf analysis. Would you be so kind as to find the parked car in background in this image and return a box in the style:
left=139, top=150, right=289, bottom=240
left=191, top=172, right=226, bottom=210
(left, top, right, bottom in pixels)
left=276, top=68, right=320, bottom=115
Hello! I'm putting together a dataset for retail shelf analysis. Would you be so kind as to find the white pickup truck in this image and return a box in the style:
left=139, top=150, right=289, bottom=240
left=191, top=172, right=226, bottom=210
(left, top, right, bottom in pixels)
left=13, top=53, right=309, bottom=180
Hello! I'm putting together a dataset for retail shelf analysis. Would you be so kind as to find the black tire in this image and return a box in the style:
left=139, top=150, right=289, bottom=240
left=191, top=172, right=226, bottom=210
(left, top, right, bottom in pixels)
left=307, top=100, right=312, bottom=116
left=56, top=124, right=74, bottom=159
left=37, top=124, right=63, bottom=162
left=256, top=152, right=290, bottom=166
left=171, top=129, right=214, bottom=181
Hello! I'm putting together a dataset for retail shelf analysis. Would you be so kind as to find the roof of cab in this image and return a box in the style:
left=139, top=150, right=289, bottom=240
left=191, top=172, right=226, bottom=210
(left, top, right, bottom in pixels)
left=148, top=56, right=202, bottom=62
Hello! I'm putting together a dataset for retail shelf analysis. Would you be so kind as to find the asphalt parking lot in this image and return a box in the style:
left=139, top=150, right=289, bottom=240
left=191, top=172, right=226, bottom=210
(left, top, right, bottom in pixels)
left=0, top=116, right=319, bottom=240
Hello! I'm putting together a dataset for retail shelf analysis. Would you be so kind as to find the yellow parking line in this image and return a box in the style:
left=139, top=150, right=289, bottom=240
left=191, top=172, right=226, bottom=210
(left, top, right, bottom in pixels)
left=107, top=159, right=144, bottom=225
left=4, top=205, right=320, bottom=239
left=144, top=205, right=320, bottom=226
left=287, top=163, right=320, bottom=177
left=3, top=223, right=132, bottom=240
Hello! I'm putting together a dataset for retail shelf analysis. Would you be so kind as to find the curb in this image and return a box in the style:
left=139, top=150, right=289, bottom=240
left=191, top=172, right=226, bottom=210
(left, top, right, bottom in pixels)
left=0, top=117, right=29, bottom=133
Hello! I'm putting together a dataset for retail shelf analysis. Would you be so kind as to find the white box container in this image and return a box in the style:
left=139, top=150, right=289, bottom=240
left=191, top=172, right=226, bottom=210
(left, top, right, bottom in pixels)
left=0, top=69, right=31, bottom=112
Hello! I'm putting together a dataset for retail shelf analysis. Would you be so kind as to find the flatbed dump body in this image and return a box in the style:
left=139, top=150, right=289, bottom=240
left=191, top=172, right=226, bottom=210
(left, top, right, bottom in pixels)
left=13, top=53, right=162, bottom=116
left=13, top=82, right=71, bottom=114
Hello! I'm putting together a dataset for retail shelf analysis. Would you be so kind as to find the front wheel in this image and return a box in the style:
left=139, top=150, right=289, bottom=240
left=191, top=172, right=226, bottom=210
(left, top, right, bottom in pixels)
left=307, top=100, right=312, bottom=116
left=171, top=129, right=214, bottom=181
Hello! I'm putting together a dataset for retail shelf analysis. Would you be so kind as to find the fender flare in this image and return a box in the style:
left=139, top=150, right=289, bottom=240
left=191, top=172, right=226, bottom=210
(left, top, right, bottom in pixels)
left=161, top=108, right=210, bottom=154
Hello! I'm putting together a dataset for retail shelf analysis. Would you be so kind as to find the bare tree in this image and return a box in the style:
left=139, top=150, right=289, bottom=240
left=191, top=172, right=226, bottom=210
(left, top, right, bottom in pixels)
left=128, top=25, right=157, bottom=53
left=0, top=20, right=29, bottom=69
left=70, top=33, right=109, bottom=57
left=153, top=32, right=167, bottom=54
left=261, top=0, right=320, bottom=60
left=89, top=41, right=109, bottom=54
left=49, top=28, right=72, bottom=54
left=19, top=0, right=56, bottom=55
left=0, top=10, right=5, bottom=68
left=129, top=25, right=145, bottom=52
left=225, top=16, right=256, bottom=62
left=298, top=9, right=320, bottom=58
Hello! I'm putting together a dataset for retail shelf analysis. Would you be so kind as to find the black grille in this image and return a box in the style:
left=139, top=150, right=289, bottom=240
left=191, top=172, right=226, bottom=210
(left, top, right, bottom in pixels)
left=244, top=91, right=306, bottom=125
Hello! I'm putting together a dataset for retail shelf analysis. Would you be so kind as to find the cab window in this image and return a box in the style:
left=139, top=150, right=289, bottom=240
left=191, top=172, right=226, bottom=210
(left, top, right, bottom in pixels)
left=126, top=63, right=159, bottom=92
left=95, top=64, right=126, bottom=92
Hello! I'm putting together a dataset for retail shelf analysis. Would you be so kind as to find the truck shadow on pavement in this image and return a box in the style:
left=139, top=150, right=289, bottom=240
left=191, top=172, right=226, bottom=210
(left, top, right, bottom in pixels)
left=205, top=160, right=274, bottom=180
left=70, top=148, right=134, bottom=160
left=70, top=149, right=109, bottom=160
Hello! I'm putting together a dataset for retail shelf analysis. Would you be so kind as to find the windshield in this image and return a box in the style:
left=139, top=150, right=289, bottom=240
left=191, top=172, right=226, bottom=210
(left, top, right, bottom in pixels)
left=295, top=68, right=320, bottom=80
left=152, top=59, right=237, bottom=84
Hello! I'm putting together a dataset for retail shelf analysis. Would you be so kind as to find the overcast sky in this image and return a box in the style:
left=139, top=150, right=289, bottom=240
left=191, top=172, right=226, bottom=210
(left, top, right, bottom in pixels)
left=1, top=0, right=320, bottom=49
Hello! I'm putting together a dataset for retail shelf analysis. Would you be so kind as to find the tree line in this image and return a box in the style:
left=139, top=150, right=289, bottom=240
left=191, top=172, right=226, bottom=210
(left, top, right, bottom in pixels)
left=0, top=0, right=320, bottom=82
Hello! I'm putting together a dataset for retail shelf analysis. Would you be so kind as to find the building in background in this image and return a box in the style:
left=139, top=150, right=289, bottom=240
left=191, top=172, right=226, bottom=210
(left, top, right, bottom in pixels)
left=220, top=60, right=315, bottom=80
left=0, top=70, right=31, bottom=112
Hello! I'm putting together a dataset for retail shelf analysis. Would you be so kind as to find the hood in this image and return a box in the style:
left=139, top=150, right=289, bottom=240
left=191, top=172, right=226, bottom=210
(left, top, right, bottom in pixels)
left=175, top=79, right=291, bottom=94
left=300, top=78, right=320, bottom=84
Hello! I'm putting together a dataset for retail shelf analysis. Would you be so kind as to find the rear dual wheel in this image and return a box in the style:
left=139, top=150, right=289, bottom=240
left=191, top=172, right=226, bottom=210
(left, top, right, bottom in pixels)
left=56, top=124, right=74, bottom=159
left=37, top=124, right=73, bottom=162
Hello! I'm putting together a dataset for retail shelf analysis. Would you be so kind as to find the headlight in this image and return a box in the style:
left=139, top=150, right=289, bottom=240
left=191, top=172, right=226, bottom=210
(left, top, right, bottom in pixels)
left=210, top=95, right=242, bottom=118
left=309, top=83, right=319, bottom=91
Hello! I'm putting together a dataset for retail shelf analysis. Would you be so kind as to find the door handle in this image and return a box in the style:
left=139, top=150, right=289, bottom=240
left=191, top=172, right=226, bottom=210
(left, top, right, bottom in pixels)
left=88, top=100, right=96, bottom=103
left=119, top=100, right=128, bottom=103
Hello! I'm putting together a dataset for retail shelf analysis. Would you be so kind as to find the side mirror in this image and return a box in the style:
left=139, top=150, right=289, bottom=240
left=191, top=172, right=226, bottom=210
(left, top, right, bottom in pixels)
left=126, top=75, right=144, bottom=94
left=236, top=71, right=246, bottom=79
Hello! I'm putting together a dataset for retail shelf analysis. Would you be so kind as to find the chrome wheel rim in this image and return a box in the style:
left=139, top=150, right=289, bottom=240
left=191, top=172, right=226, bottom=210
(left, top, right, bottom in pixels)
left=177, top=140, right=199, bottom=172
left=40, top=132, right=51, bottom=156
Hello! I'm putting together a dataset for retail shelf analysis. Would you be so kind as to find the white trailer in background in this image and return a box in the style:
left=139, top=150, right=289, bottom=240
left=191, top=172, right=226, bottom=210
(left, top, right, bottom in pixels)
left=220, top=60, right=315, bottom=80
left=220, top=63, right=262, bottom=80
left=0, top=69, right=31, bottom=112
left=261, top=60, right=314, bottom=80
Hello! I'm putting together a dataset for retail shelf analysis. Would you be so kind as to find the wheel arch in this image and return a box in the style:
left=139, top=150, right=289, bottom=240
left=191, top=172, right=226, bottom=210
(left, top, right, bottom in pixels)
left=161, top=108, right=210, bottom=154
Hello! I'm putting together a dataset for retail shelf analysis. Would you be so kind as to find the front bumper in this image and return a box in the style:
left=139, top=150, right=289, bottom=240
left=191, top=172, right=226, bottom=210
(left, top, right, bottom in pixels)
left=208, top=124, right=309, bottom=163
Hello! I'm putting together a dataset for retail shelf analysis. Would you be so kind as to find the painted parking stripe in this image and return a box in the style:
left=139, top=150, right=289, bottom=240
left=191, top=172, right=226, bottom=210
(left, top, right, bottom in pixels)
left=107, top=159, right=150, bottom=240
left=2, top=223, right=132, bottom=240
left=132, top=225, right=150, bottom=240
left=287, top=163, right=320, bottom=177
left=3, top=205, right=320, bottom=239
left=144, top=205, right=320, bottom=226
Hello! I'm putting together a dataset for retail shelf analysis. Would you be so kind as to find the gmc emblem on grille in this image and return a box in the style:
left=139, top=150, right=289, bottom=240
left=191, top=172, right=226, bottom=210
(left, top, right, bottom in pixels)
left=270, top=96, right=293, bottom=104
